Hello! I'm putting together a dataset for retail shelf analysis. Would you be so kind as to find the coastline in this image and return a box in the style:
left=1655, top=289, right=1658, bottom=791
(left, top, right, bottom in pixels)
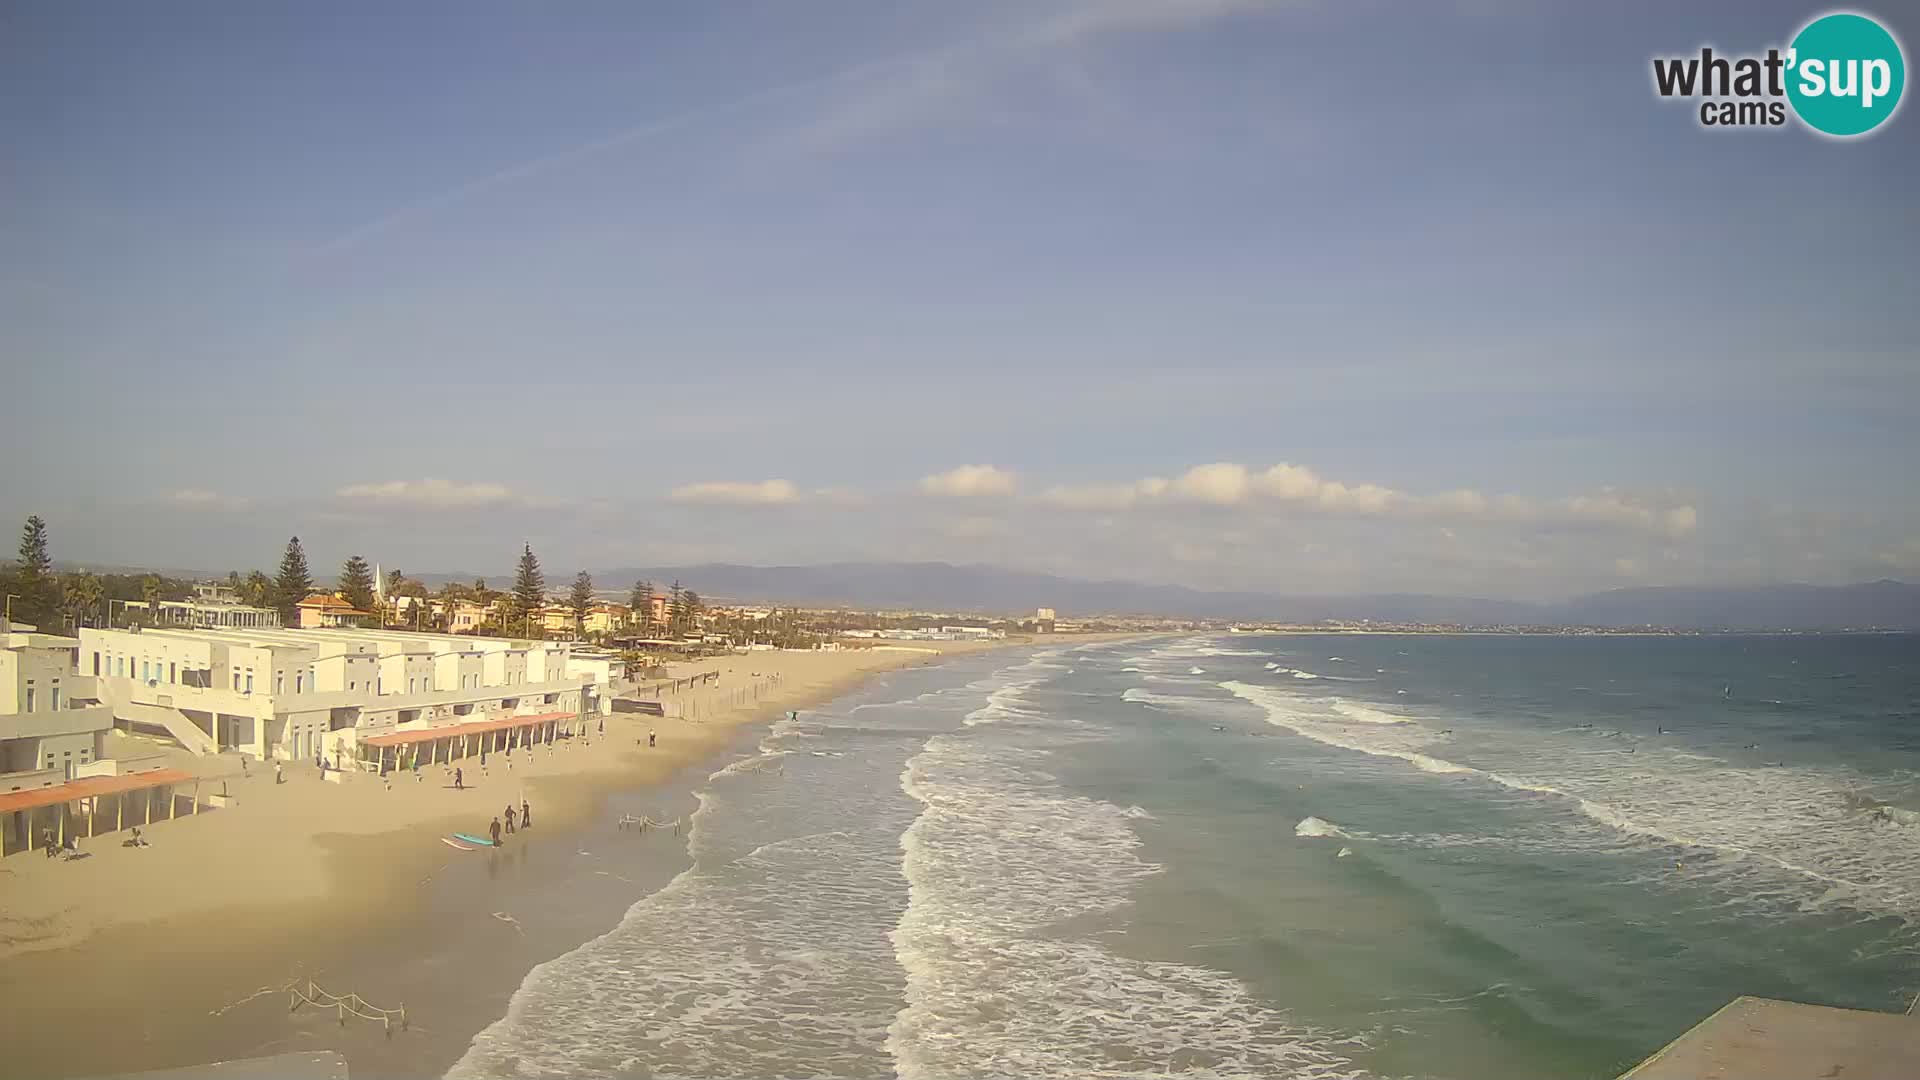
left=0, top=635, right=1142, bottom=1079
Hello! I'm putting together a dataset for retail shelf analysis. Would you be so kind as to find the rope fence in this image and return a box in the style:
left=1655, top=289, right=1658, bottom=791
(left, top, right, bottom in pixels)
left=617, top=813, right=684, bottom=835
left=289, top=980, right=408, bottom=1034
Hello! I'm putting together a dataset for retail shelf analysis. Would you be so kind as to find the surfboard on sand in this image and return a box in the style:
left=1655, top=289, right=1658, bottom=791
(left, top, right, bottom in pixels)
left=452, top=832, right=498, bottom=847
left=442, top=836, right=480, bottom=851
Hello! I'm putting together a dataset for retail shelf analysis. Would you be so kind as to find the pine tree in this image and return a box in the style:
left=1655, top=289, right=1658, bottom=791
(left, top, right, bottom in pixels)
left=339, top=555, right=376, bottom=620
left=11, top=515, right=56, bottom=626
left=569, top=571, right=594, bottom=635
left=274, top=536, right=313, bottom=626
left=683, top=589, right=703, bottom=631
left=667, top=580, right=686, bottom=635
left=511, top=544, right=545, bottom=634
left=632, top=580, right=656, bottom=629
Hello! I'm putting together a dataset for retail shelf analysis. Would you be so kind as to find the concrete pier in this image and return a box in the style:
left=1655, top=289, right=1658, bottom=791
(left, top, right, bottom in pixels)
left=89, top=1051, right=349, bottom=1080
left=1621, top=996, right=1920, bottom=1080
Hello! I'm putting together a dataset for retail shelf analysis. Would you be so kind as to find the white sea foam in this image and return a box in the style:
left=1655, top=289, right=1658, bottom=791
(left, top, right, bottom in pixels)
left=889, top=731, right=1366, bottom=1079
left=1330, top=699, right=1416, bottom=726
left=1218, top=679, right=1920, bottom=925
left=1123, top=804, right=1155, bottom=820
left=1296, top=816, right=1349, bottom=839
left=1189, top=666, right=1207, bottom=675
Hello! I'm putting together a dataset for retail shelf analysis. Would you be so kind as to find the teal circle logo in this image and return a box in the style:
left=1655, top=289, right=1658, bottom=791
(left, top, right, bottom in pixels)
left=1786, top=12, right=1906, bottom=136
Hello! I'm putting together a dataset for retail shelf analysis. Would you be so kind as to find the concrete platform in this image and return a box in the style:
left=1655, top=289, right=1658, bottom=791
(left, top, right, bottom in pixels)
left=88, top=1050, right=348, bottom=1080
left=1621, top=996, right=1920, bottom=1080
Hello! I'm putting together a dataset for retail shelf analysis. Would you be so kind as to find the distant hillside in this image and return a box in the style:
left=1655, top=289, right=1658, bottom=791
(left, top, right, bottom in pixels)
left=583, top=562, right=1920, bottom=631
left=1552, top=580, right=1920, bottom=631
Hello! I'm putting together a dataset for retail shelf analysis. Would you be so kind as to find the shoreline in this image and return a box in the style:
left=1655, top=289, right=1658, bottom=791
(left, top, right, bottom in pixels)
left=0, top=635, right=1148, bottom=1079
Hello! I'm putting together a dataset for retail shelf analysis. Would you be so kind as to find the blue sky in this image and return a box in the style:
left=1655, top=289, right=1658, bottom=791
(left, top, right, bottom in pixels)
left=4, top=0, right=1916, bottom=599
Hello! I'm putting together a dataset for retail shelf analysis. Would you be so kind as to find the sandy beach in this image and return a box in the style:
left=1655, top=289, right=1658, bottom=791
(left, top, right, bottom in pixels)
left=0, top=638, right=1108, bottom=1079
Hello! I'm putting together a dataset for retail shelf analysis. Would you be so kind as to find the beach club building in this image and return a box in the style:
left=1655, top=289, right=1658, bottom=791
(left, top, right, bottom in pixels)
left=2, top=621, right=204, bottom=856
left=76, top=625, right=615, bottom=765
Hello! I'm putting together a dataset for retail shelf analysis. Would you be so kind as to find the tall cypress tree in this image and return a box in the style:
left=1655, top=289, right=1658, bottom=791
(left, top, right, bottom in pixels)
left=274, top=536, right=313, bottom=626
left=632, top=580, right=655, bottom=628
left=511, top=543, right=545, bottom=634
left=667, top=580, right=686, bottom=634
left=339, top=554, right=376, bottom=618
left=569, top=571, right=594, bottom=635
left=11, top=515, right=56, bottom=626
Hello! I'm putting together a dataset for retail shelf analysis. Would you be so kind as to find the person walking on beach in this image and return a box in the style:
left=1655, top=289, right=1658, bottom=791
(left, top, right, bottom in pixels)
left=489, top=816, right=503, bottom=846
left=275, top=761, right=284, bottom=785
left=521, top=799, right=531, bottom=829
left=648, top=730, right=656, bottom=748
left=505, top=804, right=517, bottom=833
left=454, top=767, right=464, bottom=791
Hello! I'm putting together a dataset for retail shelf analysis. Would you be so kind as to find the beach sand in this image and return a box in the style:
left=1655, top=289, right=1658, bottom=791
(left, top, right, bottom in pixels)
left=0, top=638, right=1090, bottom=1079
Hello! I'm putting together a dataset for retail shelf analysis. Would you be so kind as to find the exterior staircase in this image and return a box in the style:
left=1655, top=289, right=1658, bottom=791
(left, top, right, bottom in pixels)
left=119, top=701, right=218, bottom=756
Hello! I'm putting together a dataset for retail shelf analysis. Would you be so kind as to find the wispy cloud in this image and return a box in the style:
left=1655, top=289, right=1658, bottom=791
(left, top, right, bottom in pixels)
left=167, top=489, right=249, bottom=511
left=336, top=479, right=516, bottom=509
left=1038, top=461, right=1699, bottom=539
left=919, top=464, right=1018, bottom=498
left=307, top=50, right=943, bottom=258
left=670, top=479, right=804, bottom=505
left=309, top=0, right=1298, bottom=253
left=780, top=0, right=1296, bottom=154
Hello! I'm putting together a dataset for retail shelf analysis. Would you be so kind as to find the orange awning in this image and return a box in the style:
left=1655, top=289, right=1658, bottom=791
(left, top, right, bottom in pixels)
left=0, top=768, right=195, bottom=814
left=363, top=711, right=575, bottom=749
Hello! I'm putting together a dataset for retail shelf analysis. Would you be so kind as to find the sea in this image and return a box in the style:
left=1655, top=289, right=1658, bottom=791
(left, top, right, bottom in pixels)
left=446, top=633, right=1920, bottom=1080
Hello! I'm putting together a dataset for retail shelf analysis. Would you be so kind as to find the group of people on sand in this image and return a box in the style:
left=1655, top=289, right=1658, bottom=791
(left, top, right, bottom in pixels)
left=488, top=799, right=532, bottom=845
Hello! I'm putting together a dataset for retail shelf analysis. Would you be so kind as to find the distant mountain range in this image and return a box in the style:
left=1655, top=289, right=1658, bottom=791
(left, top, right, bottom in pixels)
left=59, top=558, right=1918, bottom=630
left=543, top=562, right=1919, bottom=631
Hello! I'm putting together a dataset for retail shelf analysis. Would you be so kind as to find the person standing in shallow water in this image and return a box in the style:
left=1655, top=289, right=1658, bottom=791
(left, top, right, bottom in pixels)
left=490, top=816, right=502, bottom=846
left=505, top=804, right=517, bottom=833
left=521, top=799, right=531, bottom=829
left=454, top=767, right=464, bottom=790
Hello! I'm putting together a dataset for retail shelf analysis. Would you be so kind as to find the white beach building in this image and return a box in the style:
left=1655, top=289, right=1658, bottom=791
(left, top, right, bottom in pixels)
left=77, top=625, right=615, bottom=764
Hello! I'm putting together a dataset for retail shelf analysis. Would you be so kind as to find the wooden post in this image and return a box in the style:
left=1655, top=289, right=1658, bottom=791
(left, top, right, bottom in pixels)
left=58, top=806, right=65, bottom=848
left=117, top=793, right=124, bottom=832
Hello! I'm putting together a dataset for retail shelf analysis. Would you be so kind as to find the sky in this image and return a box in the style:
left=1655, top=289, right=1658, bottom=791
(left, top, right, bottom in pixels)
left=3, top=0, right=1917, bottom=601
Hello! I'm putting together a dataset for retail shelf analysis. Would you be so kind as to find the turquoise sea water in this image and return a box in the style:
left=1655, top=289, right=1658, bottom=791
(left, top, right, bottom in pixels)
left=449, top=634, right=1920, bottom=1079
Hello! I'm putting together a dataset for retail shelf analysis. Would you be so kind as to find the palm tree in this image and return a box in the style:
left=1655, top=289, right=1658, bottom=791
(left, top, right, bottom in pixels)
left=61, top=572, right=104, bottom=631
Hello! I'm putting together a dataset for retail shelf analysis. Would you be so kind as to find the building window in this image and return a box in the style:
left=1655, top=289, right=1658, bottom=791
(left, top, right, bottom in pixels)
left=25, top=686, right=36, bottom=712
left=233, top=672, right=241, bottom=691
left=51, top=687, right=62, bottom=710
left=276, top=673, right=284, bottom=695
left=246, top=673, right=254, bottom=693
left=92, top=652, right=101, bottom=675
left=296, top=672, right=304, bottom=693
left=170, top=662, right=177, bottom=683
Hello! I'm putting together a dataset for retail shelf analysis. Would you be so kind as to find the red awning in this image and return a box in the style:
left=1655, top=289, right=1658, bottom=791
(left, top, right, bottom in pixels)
left=362, top=711, right=575, bottom=749
left=0, top=768, right=195, bottom=814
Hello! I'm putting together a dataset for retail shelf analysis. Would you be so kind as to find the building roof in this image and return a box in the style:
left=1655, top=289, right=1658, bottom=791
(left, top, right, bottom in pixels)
left=0, top=768, right=196, bottom=814
left=297, top=594, right=370, bottom=616
left=361, top=711, right=575, bottom=749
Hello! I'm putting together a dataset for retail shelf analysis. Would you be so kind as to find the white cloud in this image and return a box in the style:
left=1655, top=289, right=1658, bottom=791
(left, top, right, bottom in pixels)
left=167, top=489, right=248, bottom=510
left=1036, top=478, right=1168, bottom=510
left=1035, top=461, right=1698, bottom=539
left=335, top=479, right=514, bottom=508
left=942, top=515, right=1009, bottom=539
left=670, top=479, right=803, bottom=505
left=1171, top=463, right=1252, bottom=505
left=919, top=464, right=1017, bottom=498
